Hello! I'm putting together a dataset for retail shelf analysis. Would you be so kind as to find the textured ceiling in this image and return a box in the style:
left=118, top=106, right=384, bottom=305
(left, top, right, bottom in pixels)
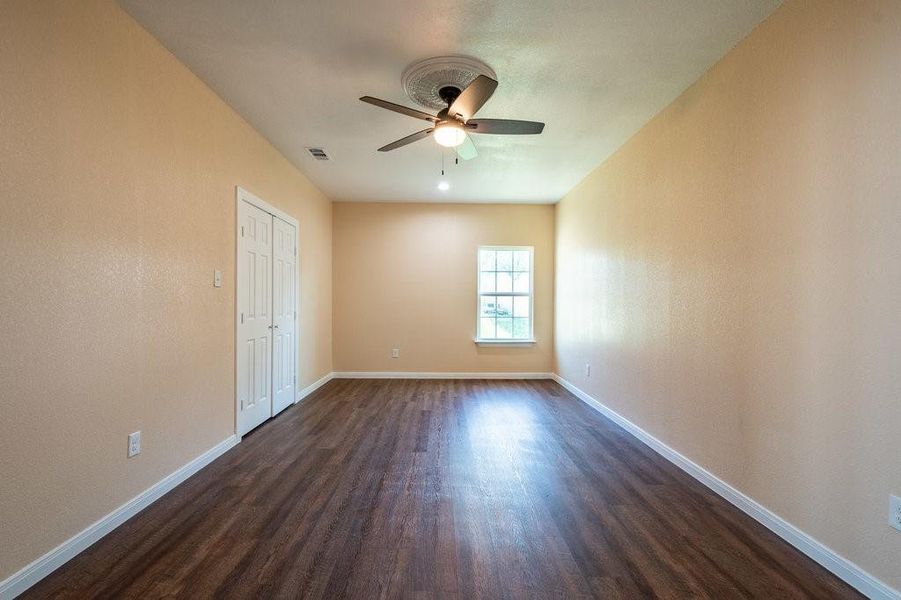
left=120, top=0, right=782, bottom=203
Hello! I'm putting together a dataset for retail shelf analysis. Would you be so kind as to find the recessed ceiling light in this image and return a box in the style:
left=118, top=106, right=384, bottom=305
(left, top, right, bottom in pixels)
left=437, top=181, right=450, bottom=191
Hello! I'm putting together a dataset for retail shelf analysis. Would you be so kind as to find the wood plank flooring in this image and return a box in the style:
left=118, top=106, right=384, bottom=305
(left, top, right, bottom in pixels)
left=24, top=379, right=861, bottom=599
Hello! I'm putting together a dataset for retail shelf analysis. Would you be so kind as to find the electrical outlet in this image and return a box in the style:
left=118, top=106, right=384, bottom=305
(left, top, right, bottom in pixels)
left=890, top=495, right=901, bottom=532
left=128, top=431, right=141, bottom=458
left=391, top=348, right=400, bottom=358
left=585, top=363, right=591, bottom=378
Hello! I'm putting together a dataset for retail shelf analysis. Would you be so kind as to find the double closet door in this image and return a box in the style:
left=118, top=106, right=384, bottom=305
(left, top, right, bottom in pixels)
left=237, top=199, right=297, bottom=436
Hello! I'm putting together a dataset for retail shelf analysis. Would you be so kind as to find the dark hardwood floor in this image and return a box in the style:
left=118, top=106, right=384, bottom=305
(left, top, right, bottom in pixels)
left=25, top=379, right=860, bottom=599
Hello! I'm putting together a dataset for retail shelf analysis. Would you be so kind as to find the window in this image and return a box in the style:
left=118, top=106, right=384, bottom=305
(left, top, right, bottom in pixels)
left=477, top=246, right=534, bottom=342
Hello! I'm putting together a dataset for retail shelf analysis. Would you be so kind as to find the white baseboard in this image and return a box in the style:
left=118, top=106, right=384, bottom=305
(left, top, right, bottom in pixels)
left=295, top=371, right=334, bottom=404
left=9, top=377, right=891, bottom=599
left=0, top=434, right=240, bottom=600
left=552, top=374, right=899, bottom=600
left=332, top=371, right=554, bottom=380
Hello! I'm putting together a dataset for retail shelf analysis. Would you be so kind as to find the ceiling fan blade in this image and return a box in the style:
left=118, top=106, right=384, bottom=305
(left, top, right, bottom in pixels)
left=447, top=75, right=498, bottom=122
left=360, top=96, right=439, bottom=123
left=467, top=119, right=545, bottom=135
left=456, top=134, right=478, bottom=161
left=378, top=128, right=434, bottom=152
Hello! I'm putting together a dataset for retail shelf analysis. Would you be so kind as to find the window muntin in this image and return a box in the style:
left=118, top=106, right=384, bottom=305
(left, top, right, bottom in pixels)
left=477, top=246, right=533, bottom=341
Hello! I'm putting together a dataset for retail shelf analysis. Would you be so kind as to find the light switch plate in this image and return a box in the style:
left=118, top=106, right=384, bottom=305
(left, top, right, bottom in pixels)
left=128, top=431, right=141, bottom=458
left=214, top=270, right=222, bottom=288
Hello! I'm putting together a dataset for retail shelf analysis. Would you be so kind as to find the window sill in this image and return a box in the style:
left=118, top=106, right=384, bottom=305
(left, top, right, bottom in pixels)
left=474, top=338, right=536, bottom=346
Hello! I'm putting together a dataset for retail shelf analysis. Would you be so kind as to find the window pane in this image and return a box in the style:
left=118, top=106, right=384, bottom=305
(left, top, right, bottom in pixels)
left=479, top=271, right=496, bottom=293
left=496, top=296, right=513, bottom=317
left=478, top=248, right=532, bottom=341
left=514, top=250, right=530, bottom=272
left=479, top=317, right=496, bottom=339
left=479, top=249, right=496, bottom=271
left=513, top=272, right=529, bottom=293
left=496, top=250, right=513, bottom=272
left=497, top=271, right=512, bottom=293
left=513, top=296, right=529, bottom=318
left=496, top=318, right=513, bottom=338
left=513, top=318, right=530, bottom=339
left=480, top=296, right=497, bottom=317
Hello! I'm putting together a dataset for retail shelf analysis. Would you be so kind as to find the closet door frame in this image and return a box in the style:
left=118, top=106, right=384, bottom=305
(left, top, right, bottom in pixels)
left=235, top=186, right=300, bottom=437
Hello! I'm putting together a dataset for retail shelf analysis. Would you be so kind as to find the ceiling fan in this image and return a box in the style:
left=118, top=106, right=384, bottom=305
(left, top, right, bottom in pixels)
left=360, top=75, right=544, bottom=160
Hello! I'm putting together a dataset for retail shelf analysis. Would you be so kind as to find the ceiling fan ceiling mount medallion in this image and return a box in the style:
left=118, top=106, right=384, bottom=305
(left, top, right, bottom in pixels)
left=401, top=55, right=496, bottom=111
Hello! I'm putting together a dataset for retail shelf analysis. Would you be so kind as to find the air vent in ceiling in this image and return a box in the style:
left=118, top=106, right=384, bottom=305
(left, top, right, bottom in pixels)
left=306, top=147, right=330, bottom=161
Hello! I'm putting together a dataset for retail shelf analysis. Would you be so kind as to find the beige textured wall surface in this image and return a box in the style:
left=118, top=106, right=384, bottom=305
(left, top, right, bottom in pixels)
left=333, top=202, right=554, bottom=373
left=554, top=0, right=901, bottom=588
left=0, top=0, right=332, bottom=579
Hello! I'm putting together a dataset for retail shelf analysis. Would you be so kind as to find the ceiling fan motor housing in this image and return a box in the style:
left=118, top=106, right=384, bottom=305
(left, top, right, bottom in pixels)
left=438, top=86, right=461, bottom=107
left=402, top=55, right=497, bottom=112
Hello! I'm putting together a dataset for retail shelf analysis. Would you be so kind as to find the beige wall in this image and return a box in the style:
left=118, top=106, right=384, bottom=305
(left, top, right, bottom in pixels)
left=333, top=203, right=554, bottom=373
left=0, top=0, right=332, bottom=580
left=4, top=0, right=900, bottom=591
left=555, top=0, right=901, bottom=589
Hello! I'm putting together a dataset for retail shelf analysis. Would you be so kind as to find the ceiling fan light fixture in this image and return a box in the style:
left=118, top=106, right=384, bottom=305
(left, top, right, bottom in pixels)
left=433, top=122, right=466, bottom=147
left=361, top=71, right=543, bottom=158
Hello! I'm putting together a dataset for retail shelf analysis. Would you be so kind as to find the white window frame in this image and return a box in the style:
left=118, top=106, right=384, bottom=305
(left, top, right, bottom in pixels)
left=475, top=245, right=535, bottom=344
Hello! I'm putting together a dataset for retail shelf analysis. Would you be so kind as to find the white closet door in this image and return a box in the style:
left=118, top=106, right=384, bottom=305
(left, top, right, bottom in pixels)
left=236, top=200, right=273, bottom=436
left=271, top=217, right=297, bottom=415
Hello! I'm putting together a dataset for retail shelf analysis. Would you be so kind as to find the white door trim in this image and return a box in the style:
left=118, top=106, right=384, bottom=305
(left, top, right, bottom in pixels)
left=235, top=186, right=300, bottom=435
left=237, top=186, right=299, bottom=231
